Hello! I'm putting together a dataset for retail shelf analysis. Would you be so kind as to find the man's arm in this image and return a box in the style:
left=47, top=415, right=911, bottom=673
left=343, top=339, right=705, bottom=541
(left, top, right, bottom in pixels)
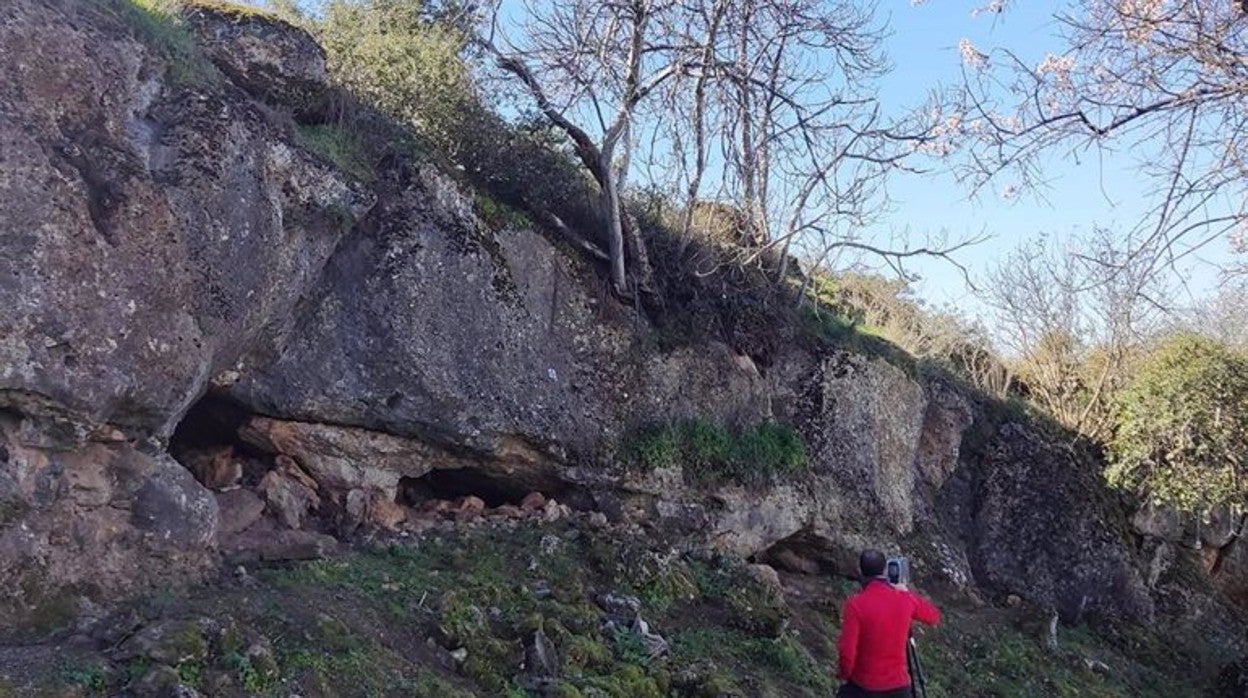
left=837, top=601, right=860, bottom=680
left=909, top=592, right=941, bottom=626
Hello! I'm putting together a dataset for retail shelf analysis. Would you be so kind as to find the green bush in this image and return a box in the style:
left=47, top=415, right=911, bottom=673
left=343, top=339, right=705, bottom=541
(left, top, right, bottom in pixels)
left=1107, top=333, right=1248, bottom=511
left=622, top=419, right=807, bottom=485
left=316, top=0, right=472, bottom=152
left=313, top=1, right=602, bottom=240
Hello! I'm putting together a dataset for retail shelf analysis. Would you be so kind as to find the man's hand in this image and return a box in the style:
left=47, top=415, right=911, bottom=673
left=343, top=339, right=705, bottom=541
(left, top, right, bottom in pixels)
left=893, top=582, right=909, bottom=592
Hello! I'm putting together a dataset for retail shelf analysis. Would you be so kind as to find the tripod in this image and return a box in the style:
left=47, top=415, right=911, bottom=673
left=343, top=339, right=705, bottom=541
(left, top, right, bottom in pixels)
left=907, top=635, right=928, bottom=698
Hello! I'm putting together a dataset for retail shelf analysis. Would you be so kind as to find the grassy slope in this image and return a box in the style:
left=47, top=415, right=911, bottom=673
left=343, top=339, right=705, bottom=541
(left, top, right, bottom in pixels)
left=37, top=517, right=1216, bottom=698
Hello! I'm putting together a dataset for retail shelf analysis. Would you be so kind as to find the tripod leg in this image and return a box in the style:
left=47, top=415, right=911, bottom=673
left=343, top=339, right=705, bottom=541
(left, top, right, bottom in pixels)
left=908, top=637, right=928, bottom=698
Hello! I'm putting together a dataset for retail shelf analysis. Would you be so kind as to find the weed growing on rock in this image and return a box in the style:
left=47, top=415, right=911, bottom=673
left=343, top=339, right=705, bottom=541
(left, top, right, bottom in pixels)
left=112, top=0, right=218, bottom=86
left=57, top=660, right=109, bottom=692
left=622, top=418, right=807, bottom=485
left=475, top=193, right=534, bottom=230
left=296, top=124, right=376, bottom=183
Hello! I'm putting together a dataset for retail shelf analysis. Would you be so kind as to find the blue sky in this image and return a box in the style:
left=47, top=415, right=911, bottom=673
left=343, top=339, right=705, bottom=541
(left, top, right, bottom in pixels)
left=868, top=1, right=1234, bottom=316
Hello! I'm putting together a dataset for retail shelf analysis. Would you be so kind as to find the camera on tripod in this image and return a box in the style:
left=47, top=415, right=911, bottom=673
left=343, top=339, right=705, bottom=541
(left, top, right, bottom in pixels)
left=885, top=556, right=909, bottom=586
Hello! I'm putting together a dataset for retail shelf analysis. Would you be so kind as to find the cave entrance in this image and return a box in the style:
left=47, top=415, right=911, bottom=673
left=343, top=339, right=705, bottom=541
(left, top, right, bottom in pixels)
left=168, top=394, right=272, bottom=490
left=397, top=466, right=586, bottom=510
left=170, top=394, right=251, bottom=451
left=752, top=529, right=855, bottom=577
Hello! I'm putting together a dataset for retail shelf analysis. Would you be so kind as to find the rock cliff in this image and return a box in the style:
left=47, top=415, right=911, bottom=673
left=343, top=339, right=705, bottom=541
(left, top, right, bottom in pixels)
left=0, top=0, right=1242, bottom=658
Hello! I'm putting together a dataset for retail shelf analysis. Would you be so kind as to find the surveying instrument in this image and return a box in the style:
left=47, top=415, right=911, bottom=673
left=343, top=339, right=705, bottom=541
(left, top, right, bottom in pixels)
left=887, top=557, right=929, bottom=698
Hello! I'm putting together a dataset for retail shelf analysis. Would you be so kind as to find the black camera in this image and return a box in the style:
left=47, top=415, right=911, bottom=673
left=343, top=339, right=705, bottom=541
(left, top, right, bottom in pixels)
left=886, top=556, right=909, bottom=586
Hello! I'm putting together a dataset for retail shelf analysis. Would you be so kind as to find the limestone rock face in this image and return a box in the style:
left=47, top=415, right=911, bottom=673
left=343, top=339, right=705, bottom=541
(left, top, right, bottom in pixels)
left=641, top=350, right=967, bottom=580
left=915, top=380, right=975, bottom=488
left=1214, top=538, right=1248, bottom=609
left=0, top=0, right=368, bottom=438
left=1132, top=502, right=1242, bottom=551
left=773, top=351, right=929, bottom=535
left=0, top=0, right=359, bottom=620
left=969, top=422, right=1153, bottom=622
left=0, top=410, right=216, bottom=639
left=240, top=417, right=441, bottom=497
left=226, top=165, right=772, bottom=457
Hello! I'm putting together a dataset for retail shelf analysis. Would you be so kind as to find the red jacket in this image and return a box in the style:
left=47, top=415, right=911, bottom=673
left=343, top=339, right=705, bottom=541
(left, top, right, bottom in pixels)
left=837, top=579, right=941, bottom=691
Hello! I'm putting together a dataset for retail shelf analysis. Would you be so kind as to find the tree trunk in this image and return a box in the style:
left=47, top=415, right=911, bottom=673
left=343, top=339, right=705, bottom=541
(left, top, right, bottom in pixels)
left=601, top=169, right=629, bottom=297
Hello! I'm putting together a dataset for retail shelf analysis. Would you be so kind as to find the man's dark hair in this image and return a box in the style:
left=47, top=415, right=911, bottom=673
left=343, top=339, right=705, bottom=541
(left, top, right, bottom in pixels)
left=859, top=549, right=886, bottom=578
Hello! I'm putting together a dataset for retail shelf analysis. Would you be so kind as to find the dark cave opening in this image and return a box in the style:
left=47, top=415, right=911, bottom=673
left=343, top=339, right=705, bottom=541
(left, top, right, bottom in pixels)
left=170, top=394, right=251, bottom=451
left=397, top=466, right=585, bottom=510
left=752, top=528, right=852, bottom=577
left=168, top=393, right=272, bottom=489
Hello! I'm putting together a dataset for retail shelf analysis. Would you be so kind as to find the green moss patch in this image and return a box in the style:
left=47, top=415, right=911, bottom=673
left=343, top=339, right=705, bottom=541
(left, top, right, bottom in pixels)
left=621, top=418, right=807, bottom=485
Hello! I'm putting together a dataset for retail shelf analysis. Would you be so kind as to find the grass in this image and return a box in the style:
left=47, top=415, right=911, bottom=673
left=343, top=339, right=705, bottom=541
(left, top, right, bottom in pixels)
left=57, top=661, right=109, bottom=692
left=253, top=523, right=809, bottom=696
left=296, top=123, right=376, bottom=183
left=670, top=628, right=835, bottom=696
left=475, top=193, right=534, bottom=230
left=39, top=518, right=1228, bottom=697
left=113, top=0, right=219, bottom=87
left=913, top=606, right=1205, bottom=698
left=800, top=305, right=925, bottom=379
left=621, top=418, right=807, bottom=486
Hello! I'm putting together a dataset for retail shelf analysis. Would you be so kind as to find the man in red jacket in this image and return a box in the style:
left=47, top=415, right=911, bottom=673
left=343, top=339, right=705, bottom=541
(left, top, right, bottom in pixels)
left=836, top=549, right=941, bottom=698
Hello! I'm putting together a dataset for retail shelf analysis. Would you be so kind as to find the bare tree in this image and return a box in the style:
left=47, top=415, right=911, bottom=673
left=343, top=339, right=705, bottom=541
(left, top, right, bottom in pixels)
left=471, top=0, right=978, bottom=301
left=984, top=229, right=1169, bottom=439
left=471, top=0, right=687, bottom=299
left=948, top=0, right=1248, bottom=279
left=1181, top=280, right=1248, bottom=349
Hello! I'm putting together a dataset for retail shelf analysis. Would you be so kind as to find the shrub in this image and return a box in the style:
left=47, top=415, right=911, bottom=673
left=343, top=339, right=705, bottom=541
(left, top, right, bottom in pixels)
left=316, top=0, right=473, bottom=152
left=1107, top=333, right=1248, bottom=511
left=313, top=1, right=602, bottom=241
left=622, top=419, right=807, bottom=485
left=806, top=271, right=1012, bottom=396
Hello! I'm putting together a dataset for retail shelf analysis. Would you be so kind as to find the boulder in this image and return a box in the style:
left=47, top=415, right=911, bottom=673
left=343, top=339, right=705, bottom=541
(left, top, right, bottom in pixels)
left=132, top=663, right=201, bottom=698
left=222, top=525, right=337, bottom=564
left=215, top=489, right=265, bottom=536
left=524, top=628, right=560, bottom=678
left=179, top=446, right=242, bottom=492
left=339, top=487, right=406, bottom=532
left=367, top=491, right=407, bottom=531
left=257, top=460, right=320, bottom=530
left=184, top=3, right=330, bottom=118
left=114, top=619, right=209, bottom=666
left=455, top=495, right=486, bottom=522
left=1202, top=508, right=1244, bottom=550
left=132, top=461, right=220, bottom=548
left=746, top=563, right=784, bottom=594
left=521, top=492, right=547, bottom=512
left=1132, top=502, right=1190, bottom=543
